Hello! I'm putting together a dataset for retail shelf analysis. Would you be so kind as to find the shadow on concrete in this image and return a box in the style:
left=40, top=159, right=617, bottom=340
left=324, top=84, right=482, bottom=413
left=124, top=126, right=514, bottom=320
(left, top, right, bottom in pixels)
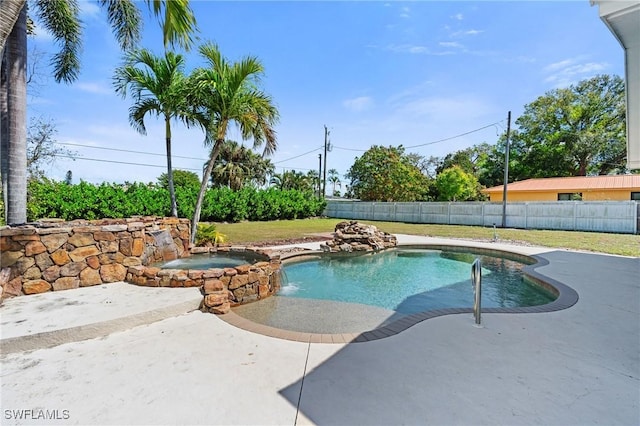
left=278, top=251, right=640, bottom=425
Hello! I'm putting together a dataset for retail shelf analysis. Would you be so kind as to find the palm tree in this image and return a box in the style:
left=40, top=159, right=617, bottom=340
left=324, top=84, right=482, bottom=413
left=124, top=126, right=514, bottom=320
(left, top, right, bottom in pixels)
left=247, top=154, right=275, bottom=188
left=113, top=49, right=201, bottom=217
left=0, top=0, right=196, bottom=224
left=1, top=6, right=27, bottom=224
left=328, top=168, right=341, bottom=195
left=212, top=140, right=248, bottom=190
left=269, top=170, right=313, bottom=192
left=0, top=0, right=195, bottom=54
left=189, top=42, right=279, bottom=242
left=212, top=140, right=276, bottom=190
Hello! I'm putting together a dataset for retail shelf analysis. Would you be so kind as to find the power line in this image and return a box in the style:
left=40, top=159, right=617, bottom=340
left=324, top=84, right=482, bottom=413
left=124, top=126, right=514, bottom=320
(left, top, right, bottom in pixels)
left=53, top=154, right=202, bottom=171
left=405, top=121, right=504, bottom=149
left=54, top=141, right=208, bottom=161
left=273, top=146, right=323, bottom=164
left=54, top=153, right=320, bottom=174
left=332, top=120, right=506, bottom=152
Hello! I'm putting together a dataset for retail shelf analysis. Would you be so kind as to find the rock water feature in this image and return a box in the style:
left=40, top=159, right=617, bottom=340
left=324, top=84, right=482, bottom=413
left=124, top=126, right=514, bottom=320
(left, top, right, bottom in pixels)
left=320, top=221, right=397, bottom=253
left=146, top=229, right=179, bottom=264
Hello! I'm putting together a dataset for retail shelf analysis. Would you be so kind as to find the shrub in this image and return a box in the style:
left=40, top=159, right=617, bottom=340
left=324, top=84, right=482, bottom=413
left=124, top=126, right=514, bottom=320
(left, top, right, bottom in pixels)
left=195, top=223, right=226, bottom=246
left=25, top=178, right=325, bottom=223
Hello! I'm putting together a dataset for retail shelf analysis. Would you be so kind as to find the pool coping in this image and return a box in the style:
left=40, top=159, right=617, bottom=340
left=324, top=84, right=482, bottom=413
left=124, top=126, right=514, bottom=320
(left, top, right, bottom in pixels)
left=219, top=244, right=580, bottom=343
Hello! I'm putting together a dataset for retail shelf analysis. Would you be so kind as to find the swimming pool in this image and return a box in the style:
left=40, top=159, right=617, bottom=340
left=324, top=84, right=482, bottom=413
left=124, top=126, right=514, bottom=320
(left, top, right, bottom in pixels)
left=231, top=247, right=557, bottom=334
left=280, top=248, right=555, bottom=314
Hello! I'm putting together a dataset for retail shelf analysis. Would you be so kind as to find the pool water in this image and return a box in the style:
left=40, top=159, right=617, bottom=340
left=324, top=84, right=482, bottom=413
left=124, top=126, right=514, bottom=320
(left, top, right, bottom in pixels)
left=279, top=249, right=555, bottom=315
left=157, top=252, right=263, bottom=269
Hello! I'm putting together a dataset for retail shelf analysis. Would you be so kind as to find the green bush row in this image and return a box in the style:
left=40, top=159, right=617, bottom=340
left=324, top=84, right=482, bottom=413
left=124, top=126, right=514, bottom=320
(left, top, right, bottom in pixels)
left=24, top=179, right=326, bottom=223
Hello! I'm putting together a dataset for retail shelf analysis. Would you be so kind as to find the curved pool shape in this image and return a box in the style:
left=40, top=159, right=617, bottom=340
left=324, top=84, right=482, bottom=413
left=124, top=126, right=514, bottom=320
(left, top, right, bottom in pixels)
left=280, top=249, right=555, bottom=314
left=230, top=246, right=572, bottom=337
left=157, top=251, right=264, bottom=269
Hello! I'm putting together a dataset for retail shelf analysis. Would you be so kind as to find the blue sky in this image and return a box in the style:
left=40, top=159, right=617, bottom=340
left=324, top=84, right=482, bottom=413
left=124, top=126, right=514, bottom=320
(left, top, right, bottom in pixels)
left=28, top=1, right=625, bottom=185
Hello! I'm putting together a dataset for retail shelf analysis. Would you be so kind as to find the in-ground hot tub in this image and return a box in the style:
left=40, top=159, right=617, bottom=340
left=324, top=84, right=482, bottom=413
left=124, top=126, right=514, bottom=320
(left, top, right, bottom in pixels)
left=154, top=250, right=266, bottom=269
left=127, top=246, right=282, bottom=314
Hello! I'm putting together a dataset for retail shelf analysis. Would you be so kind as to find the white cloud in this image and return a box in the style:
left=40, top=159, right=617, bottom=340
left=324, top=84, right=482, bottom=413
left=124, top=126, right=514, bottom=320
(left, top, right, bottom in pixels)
left=387, top=80, right=433, bottom=101
left=343, top=96, right=374, bottom=112
left=387, top=90, right=499, bottom=126
left=385, top=44, right=429, bottom=54
left=543, top=58, right=609, bottom=87
left=439, top=41, right=464, bottom=49
left=399, top=6, right=411, bottom=19
left=75, top=82, right=113, bottom=95
left=544, top=59, right=575, bottom=73
left=334, top=92, right=501, bottom=158
left=79, top=1, right=101, bottom=18
left=453, top=13, right=464, bottom=21
left=451, top=29, right=484, bottom=37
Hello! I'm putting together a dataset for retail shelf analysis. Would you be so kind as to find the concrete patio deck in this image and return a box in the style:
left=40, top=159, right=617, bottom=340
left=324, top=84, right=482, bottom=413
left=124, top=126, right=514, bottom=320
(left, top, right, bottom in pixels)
left=1, top=235, right=638, bottom=425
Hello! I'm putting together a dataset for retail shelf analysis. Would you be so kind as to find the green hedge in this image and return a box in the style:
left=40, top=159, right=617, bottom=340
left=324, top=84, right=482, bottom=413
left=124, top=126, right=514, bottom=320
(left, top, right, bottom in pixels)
left=23, top=179, right=326, bottom=223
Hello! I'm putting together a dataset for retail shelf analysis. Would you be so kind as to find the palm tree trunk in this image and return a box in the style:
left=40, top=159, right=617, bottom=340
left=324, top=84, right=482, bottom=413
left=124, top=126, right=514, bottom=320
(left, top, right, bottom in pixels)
left=1, top=46, right=9, bottom=220
left=0, top=0, right=25, bottom=53
left=5, top=5, right=27, bottom=224
left=191, top=139, right=222, bottom=244
left=165, top=115, right=177, bottom=217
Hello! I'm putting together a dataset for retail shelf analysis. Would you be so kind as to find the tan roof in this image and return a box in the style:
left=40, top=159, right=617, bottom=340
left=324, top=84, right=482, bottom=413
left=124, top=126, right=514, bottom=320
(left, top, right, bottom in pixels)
left=483, top=175, right=640, bottom=193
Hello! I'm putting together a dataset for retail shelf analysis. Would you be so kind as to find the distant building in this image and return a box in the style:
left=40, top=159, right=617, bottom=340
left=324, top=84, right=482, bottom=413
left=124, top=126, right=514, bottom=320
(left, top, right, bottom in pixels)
left=483, top=175, right=640, bottom=202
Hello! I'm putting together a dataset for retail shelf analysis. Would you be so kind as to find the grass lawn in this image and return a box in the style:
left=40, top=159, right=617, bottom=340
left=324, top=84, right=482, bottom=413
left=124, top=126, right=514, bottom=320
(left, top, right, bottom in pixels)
left=213, top=218, right=640, bottom=257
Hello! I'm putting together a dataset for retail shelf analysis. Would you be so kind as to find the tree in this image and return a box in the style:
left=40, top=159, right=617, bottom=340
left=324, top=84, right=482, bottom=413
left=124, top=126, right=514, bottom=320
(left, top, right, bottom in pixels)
left=157, top=169, right=200, bottom=191
left=435, top=166, right=481, bottom=201
left=478, top=130, right=530, bottom=188
left=436, top=144, right=493, bottom=176
left=26, top=116, right=74, bottom=179
left=246, top=153, right=275, bottom=189
left=405, top=153, right=440, bottom=179
left=328, top=168, right=341, bottom=196
left=515, top=74, right=626, bottom=176
left=113, top=48, right=202, bottom=217
left=0, top=116, right=74, bottom=219
left=1, top=6, right=26, bottom=224
left=189, top=42, right=279, bottom=242
left=0, top=0, right=196, bottom=225
left=346, top=145, right=431, bottom=202
left=0, top=0, right=196, bottom=54
left=212, top=140, right=274, bottom=190
left=269, top=170, right=314, bottom=192
left=211, top=140, right=250, bottom=190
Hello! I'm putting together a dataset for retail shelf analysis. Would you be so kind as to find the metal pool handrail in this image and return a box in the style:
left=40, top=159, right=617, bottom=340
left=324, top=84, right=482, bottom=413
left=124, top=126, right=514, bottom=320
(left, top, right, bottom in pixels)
left=471, top=258, right=482, bottom=325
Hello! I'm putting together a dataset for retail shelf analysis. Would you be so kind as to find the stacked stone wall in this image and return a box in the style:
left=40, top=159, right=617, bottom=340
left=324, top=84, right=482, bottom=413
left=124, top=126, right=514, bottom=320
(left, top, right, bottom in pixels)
left=0, top=217, right=190, bottom=298
left=127, top=250, right=282, bottom=314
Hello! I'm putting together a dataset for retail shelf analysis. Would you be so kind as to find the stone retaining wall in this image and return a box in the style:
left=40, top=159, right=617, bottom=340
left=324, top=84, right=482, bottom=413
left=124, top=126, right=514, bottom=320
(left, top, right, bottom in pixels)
left=0, top=217, right=190, bottom=298
left=126, top=248, right=282, bottom=314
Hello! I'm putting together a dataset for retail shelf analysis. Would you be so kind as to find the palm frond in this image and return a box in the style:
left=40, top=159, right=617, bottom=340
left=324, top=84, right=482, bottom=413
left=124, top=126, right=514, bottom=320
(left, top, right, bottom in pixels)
left=36, top=0, right=82, bottom=83
left=147, top=0, right=197, bottom=50
left=98, top=0, right=141, bottom=50
left=129, top=97, right=161, bottom=135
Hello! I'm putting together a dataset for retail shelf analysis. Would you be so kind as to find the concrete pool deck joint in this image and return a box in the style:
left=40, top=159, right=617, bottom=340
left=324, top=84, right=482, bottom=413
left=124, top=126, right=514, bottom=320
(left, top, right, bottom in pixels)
left=222, top=243, right=580, bottom=343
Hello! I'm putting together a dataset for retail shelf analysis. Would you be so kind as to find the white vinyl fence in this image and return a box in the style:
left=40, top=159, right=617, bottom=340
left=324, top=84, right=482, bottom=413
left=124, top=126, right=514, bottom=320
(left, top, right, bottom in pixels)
left=324, top=201, right=640, bottom=234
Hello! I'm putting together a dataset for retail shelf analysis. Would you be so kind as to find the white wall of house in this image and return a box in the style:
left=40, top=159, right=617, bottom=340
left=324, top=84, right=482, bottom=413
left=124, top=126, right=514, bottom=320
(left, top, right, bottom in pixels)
left=591, top=1, right=640, bottom=170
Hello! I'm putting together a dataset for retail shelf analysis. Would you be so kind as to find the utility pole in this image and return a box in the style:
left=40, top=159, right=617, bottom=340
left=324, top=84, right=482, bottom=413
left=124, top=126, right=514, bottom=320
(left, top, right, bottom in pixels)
left=501, top=111, right=511, bottom=228
left=323, top=125, right=329, bottom=198
left=318, top=154, right=322, bottom=199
